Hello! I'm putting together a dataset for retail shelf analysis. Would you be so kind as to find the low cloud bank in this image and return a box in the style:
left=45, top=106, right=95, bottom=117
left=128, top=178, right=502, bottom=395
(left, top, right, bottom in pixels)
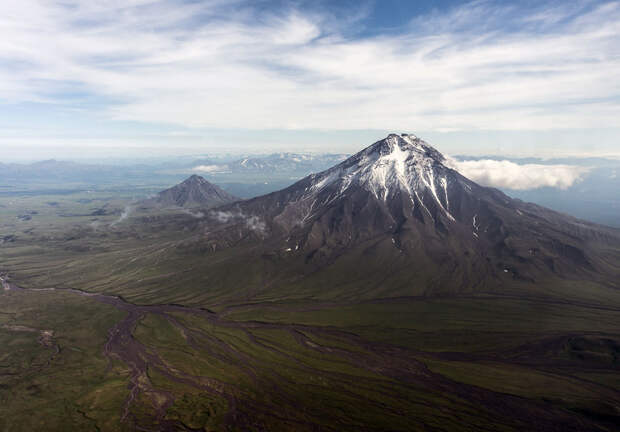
left=182, top=209, right=205, bottom=219
left=446, top=158, right=589, bottom=190
left=210, top=210, right=266, bottom=234
left=193, top=165, right=230, bottom=174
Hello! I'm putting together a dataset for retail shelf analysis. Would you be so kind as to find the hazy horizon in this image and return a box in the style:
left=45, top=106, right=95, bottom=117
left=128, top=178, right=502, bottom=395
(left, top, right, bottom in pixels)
left=4, top=129, right=620, bottom=163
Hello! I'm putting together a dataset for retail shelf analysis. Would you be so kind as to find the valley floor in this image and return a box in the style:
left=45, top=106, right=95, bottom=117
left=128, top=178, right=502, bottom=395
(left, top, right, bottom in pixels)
left=1, top=273, right=619, bottom=431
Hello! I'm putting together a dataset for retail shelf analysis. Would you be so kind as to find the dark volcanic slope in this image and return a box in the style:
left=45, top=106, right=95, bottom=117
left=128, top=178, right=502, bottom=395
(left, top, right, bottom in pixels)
left=191, top=133, right=620, bottom=296
left=153, top=175, right=238, bottom=208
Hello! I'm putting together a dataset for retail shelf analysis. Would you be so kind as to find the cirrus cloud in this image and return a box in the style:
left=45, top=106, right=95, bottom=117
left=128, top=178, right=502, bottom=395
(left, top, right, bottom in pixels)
left=0, top=0, right=619, bottom=133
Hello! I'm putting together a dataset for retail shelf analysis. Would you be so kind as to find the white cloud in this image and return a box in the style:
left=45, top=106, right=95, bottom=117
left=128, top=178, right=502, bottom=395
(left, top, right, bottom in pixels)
left=244, top=215, right=266, bottom=234
left=209, top=209, right=266, bottom=234
left=211, top=210, right=238, bottom=223
left=0, top=1, right=619, bottom=132
left=193, top=164, right=229, bottom=173
left=447, top=158, right=590, bottom=190
left=182, top=209, right=205, bottom=219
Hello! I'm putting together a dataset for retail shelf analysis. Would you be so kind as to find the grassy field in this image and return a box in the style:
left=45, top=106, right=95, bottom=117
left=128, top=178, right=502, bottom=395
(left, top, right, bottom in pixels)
left=0, top=288, right=128, bottom=431
left=0, top=191, right=619, bottom=431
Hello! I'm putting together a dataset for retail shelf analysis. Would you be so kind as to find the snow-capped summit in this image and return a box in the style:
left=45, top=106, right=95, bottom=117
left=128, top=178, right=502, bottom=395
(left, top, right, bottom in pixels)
left=305, top=133, right=455, bottom=220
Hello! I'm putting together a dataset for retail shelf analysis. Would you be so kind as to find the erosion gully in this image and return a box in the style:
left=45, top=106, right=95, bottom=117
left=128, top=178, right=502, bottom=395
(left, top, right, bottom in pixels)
left=1, top=274, right=615, bottom=432
left=1, top=274, right=251, bottom=431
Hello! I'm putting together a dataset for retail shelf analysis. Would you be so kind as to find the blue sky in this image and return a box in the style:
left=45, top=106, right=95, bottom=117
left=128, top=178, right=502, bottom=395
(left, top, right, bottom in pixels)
left=1, top=0, right=619, bottom=161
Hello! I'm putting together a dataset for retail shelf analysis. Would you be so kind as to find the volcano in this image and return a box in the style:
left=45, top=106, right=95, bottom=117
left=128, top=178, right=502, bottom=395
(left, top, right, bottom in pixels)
left=191, top=133, right=619, bottom=297
left=152, top=175, right=238, bottom=209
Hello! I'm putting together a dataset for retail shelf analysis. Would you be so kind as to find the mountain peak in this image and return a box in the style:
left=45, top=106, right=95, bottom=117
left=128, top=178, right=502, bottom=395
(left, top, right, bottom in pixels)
left=305, top=133, right=454, bottom=218
left=371, top=133, right=445, bottom=162
left=152, top=175, right=238, bottom=208
left=183, top=174, right=208, bottom=184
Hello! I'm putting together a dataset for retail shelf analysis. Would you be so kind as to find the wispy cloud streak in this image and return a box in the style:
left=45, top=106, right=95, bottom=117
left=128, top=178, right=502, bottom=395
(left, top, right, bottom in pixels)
left=0, top=0, right=619, bottom=131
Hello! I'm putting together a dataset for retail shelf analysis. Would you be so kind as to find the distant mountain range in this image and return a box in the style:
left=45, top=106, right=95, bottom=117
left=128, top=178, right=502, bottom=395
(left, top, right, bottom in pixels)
left=191, top=152, right=348, bottom=175
left=0, top=153, right=348, bottom=198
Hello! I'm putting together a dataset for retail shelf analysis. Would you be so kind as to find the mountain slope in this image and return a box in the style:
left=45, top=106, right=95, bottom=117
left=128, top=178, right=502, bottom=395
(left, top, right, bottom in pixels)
left=151, top=175, right=238, bottom=208
left=188, top=133, right=620, bottom=298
